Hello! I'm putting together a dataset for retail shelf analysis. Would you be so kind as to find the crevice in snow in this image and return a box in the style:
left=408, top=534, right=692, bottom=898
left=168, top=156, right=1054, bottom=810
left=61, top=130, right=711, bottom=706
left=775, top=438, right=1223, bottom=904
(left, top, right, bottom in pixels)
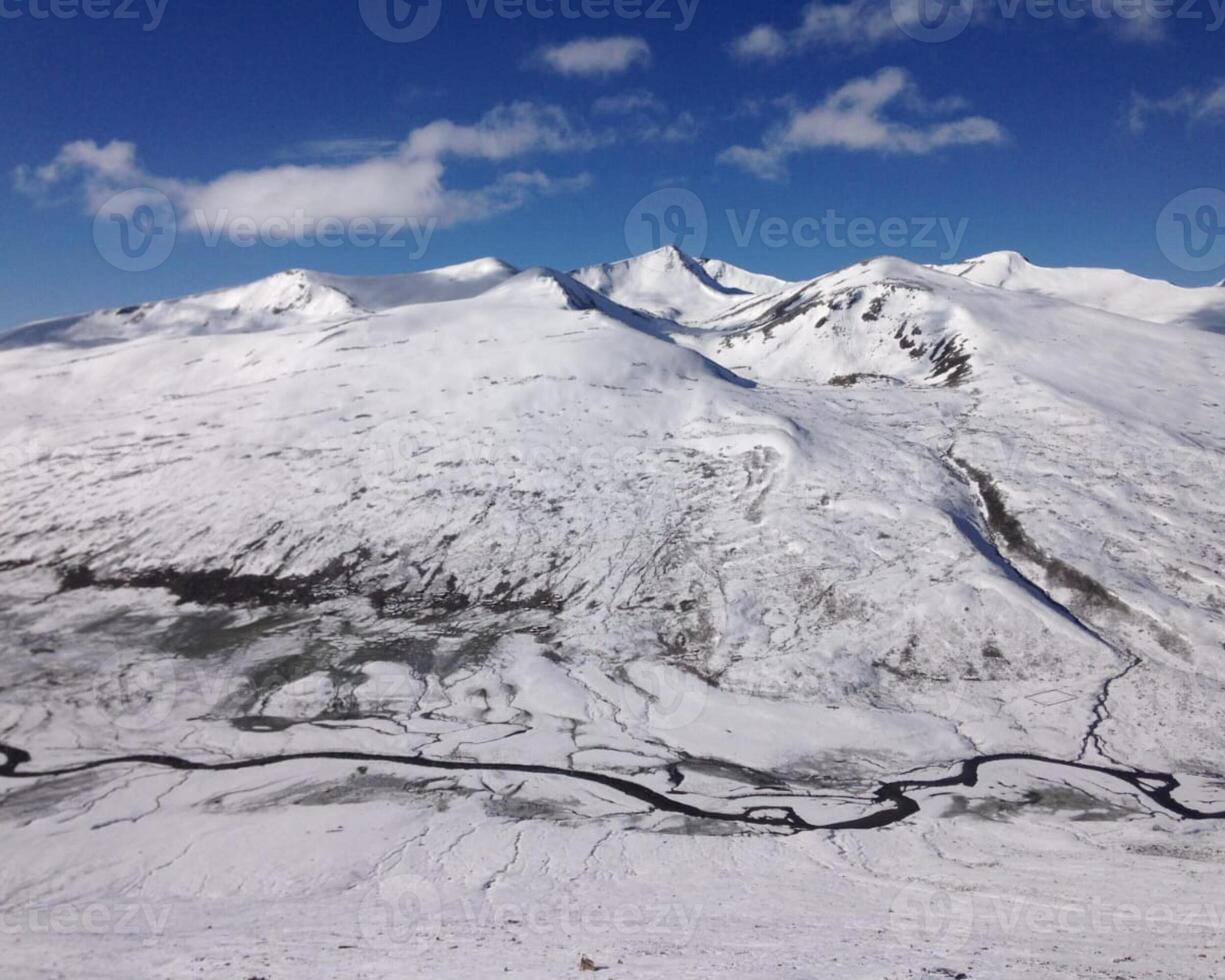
left=944, top=453, right=1143, bottom=765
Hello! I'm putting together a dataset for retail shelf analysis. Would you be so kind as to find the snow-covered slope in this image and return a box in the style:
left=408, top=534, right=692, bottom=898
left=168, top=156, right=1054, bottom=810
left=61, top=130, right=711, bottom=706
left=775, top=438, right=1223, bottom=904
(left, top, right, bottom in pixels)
left=1, top=269, right=364, bottom=348
left=939, top=250, right=1225, bottom=332
left=685, top=256, right=977, bottom=386
left=4, top=247, right=1222, bottom=769
left=1, top=258, right=519, bottom=349
left=696, top=256, right=792, bottom=295
left=312, top=256, right=518, bottom=311
left=572, top=245, right=771, bottom=324
left=3, top=248, right=1225, bottom=980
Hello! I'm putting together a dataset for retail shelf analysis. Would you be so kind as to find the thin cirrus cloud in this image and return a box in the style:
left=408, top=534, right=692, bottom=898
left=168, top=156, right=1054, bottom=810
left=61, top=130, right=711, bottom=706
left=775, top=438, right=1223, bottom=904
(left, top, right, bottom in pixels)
left=592, top=90, right=666, bottom=115
left=532, top=36, right=651, bottom=77
left=1128, top=79, right=1225, bottom=133
left=591, top=89, right=701, bottom=144
left=731, top=0, right=905, bottom=58
left=15, top=103, right=601, bottom=234
left=719, top=67, right=1007, bottom=180
left=730, top=0, right=1172, bottom=59
left=275, top=138, right=402, bottom=162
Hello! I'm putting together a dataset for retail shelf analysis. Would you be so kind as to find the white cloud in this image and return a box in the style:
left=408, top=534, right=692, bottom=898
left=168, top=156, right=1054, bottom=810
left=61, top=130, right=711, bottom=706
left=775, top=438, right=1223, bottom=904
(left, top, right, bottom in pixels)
left=640, top=111, right=700, bottom=144
left=533, top=36, right=651, bottom=77
left=16, top=103, right=598, bottom=234
left=730, top=0, right=1176, bottom=59
left=1098, top=0, right=1173, bottom=42
left=718, top=145, right=793, bottom=182
left=33, top=139, right=145, bottom=184
left=731, top=0, right=902, bottom=58
left=1128, top=80, right=1225, bottom=134
left=403, top=103, right=600, bottom=159
left=731, top=24, right=791, bottom=60
left=589, top=90, right=700, bottom=144
left=719, top=68, right=1006, bottom=179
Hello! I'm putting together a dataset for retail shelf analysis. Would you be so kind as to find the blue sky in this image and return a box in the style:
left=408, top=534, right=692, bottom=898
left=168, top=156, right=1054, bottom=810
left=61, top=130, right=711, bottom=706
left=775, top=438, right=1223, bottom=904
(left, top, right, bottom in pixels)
left=2, top=0, right=1223, bottom=328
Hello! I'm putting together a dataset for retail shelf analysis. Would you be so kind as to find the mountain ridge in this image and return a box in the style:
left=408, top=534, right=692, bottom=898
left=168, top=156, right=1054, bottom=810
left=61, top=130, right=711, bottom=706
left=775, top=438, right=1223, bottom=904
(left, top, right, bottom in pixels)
left=8, top=246, right=1224, bottom=345
left=937, top=250, right=1225, bottom=332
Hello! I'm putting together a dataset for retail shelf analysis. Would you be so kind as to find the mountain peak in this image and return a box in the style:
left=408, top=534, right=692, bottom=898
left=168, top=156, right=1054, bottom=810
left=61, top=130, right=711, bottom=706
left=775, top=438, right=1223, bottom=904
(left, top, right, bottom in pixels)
left=485, top=266, right=599, bottom=312
left=571, top=248, right=779, bottom=325
left=437, top=256, right=519, bottom=279
left=954, top=250, right=1034, bottom=277
left=641, top=243, right=695, bottom=261
left=609, top=244, right=705, bottom=276
left=934, top=251, right=1225, bottom=329
left=978, top=249, right=1032, bottom=263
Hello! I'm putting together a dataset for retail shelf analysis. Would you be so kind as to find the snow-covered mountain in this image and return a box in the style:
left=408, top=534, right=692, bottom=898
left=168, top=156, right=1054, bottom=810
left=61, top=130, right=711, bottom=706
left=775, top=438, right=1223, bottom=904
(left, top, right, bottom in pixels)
left=1, top=258, right=520, bottom=349
left=1, top=269, right=364, bottom=348
left=571, top=245, right=770, bottom=324
left=312, top=256, right=518, bottom=310
left=2, top=247, right=1224, bottom=979
left=938, top=250, right=1225, bottom=332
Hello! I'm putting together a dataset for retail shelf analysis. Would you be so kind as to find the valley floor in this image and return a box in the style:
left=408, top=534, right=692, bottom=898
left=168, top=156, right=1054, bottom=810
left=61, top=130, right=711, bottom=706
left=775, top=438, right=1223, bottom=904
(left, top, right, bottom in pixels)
left=5, top=781, right=1225, bottom=979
